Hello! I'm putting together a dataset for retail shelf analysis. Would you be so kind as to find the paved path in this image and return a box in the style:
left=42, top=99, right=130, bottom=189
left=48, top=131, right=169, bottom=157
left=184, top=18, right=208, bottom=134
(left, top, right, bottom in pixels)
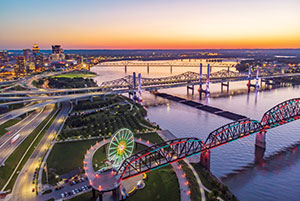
left=157, top=130, right=206, bottom=201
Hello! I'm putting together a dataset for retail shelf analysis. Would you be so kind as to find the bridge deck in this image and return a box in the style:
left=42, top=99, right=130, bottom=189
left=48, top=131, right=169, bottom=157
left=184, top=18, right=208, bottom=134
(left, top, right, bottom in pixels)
left=156, top=93, right=247, bottom=121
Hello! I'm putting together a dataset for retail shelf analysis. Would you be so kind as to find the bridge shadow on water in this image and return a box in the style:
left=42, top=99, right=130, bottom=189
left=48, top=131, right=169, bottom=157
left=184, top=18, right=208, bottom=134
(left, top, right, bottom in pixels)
left=221, top=141, right=300, bottom=189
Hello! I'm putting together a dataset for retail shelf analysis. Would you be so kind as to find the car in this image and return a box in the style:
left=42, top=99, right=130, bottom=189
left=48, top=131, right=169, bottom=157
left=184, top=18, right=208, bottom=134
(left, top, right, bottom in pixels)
left=72, top=190, right=76, bottom=195
left=61, top=193, right=65, bottom=198
left=32, top=188, right=35, bottom=192
left=75, top=189, right=79, bottom=193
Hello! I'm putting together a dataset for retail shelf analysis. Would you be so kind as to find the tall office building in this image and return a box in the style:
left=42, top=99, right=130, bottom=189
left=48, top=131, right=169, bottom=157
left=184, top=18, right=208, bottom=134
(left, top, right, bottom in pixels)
left=50, top=45, right=65, bottom=61
left=0, top=50, right=9, bottom=65
left=32, top=44, right=40, bottom=56
left=23, top=49, right=31, bottom=61
left=15, top=56, right=26, bottom=77
left=52, top=45, right=64, bottom=54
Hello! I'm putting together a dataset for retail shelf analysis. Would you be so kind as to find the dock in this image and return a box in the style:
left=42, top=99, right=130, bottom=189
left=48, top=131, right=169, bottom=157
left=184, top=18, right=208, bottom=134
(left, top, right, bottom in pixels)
left=155, top=93, right=247, bottom=121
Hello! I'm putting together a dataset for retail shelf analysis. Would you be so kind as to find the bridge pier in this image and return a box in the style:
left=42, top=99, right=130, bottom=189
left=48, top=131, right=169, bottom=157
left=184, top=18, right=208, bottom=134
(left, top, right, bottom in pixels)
left=170, top=65, right=172, bottom=74
left=187, top=84, right=194, bottom=95
left=221, top=81, right=229, bottom=93
left=255, top=130, right=266, bottom=149
left=200, top=150, right=210, bottom=170
left=90, top=96, right=93, bottom=102
left=254, top=145, right=265, bottom=164
left=125, top=65, right=127, bottom=73
left=147, top=64, right=150, bottom=74
left=112, top=187, right=121, bottom=200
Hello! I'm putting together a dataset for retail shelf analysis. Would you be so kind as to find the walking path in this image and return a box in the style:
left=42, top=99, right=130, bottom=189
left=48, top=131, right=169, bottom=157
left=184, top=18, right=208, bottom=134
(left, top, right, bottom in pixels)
left=157, top=130, right=206, bottom=201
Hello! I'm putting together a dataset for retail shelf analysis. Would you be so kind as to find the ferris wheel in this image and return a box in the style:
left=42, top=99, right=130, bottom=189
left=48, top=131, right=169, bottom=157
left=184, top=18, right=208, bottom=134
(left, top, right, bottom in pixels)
left=107, top=128, right=135, bottom=169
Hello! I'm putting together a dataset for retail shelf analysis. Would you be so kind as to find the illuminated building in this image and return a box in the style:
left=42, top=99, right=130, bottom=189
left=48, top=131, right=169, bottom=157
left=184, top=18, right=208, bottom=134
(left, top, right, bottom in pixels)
left=34, top=55, right=44, bottom=71
left=50, top=45, right=65, bottom=62
left=23, top=49, right=31, bottom=61
left=0, top=51, right=9, bottom=65
left=52, top=45, right=64, bottom=54
left=15, top=56, right=26, bottom=77
left=32, top=44, right=40, bottom=56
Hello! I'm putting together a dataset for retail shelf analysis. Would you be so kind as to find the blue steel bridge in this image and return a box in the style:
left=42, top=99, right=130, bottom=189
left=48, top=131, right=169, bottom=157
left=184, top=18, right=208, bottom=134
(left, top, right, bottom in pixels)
left=117, top=98, right=300, bottom=180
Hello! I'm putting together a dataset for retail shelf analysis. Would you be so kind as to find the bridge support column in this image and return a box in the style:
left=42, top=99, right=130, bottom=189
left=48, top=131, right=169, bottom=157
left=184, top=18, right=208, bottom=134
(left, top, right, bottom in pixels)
left=92, top=189, right=96, bottom=198
left=147, top=64, right=150, bottom=74
left=255, top=130, right=266, bottom=149
left=200, top=150, right=210, bottom=170
left=170, top=65, right=172, bottom=74
left=90, top=96, right=93, bottom=102
left=125, top=65, right=127, bottom=73
left=187, top=84, right=194, bottom=95
left=74, top=99, right=78, bottom=105
left=99, top=192, right=103, bottom=201
left=57, top=102, right=61, bottom=108
left=221, top=81, right=229, bottom=93
left=112, top=187, right=121, bottom=200
left=254, top=145, right=265, bottom=164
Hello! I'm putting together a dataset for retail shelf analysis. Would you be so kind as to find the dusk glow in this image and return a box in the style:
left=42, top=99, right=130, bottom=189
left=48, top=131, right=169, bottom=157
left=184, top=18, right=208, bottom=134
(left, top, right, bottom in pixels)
left=1, top=0, right=299, bottom=49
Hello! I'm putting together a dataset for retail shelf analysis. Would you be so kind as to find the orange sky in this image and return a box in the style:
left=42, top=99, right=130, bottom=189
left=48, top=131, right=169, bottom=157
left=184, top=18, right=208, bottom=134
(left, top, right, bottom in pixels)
left=0, top=0, right=299, bottom=49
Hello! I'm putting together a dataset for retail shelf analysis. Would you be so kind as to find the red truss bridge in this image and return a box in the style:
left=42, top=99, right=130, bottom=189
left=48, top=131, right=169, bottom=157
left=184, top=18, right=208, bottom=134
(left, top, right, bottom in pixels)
left=117, top=98, right=300, bottom=180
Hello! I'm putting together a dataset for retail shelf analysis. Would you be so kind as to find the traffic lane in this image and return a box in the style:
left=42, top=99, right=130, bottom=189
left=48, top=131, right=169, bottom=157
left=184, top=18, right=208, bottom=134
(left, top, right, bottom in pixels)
left=0, top=106, right=53, bottom=166
left=11, top=102, right=70, bottom=201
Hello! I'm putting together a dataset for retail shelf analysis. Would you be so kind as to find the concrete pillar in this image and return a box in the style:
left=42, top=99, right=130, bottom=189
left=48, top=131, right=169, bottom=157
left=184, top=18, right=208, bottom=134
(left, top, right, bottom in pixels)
left=92, top=189, right=96, bottom=198
left=90, top=96, right=93, bottom=102
left=112, top=187, right=121, bottom=200
left=74, top=99, right=78, bottom=105
left=254, top=145, right=265, bottom=164
left=125, top=65, right=127, bottom=73
left=255, top=130, right=266, bottom=149
left=99, top=192, right=103, bottom=201
left=170, top=65, right=172, bottom=74
left=200, top=150, right=210, bottom=170
left=206, top=64, right=210, bottom=93
left=147, top=64, right=150, bottom=74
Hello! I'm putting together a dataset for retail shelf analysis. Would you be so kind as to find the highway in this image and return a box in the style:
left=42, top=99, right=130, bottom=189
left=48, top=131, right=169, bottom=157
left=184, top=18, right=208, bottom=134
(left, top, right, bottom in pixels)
left=0, top=105, right=54, bottom=166
left=10, top=101, right=71, bottom=201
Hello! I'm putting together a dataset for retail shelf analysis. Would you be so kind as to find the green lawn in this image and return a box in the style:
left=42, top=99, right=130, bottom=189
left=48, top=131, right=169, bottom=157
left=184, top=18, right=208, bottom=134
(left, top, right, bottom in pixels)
left=52, top=73, right=96, bottom=78
left=45, top=139, right=99, bottom=185
left=0, top=105, right=57, bottom=190
left=135, top=132, right=163, bottom=144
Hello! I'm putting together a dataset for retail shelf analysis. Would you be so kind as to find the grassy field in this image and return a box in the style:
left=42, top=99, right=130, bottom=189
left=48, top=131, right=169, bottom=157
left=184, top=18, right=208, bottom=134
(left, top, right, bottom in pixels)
left=52, top=73, right=96, bottom=78
left=45, top=139, right=99, bottom=185
left=0, top=105, right=57, bottom=190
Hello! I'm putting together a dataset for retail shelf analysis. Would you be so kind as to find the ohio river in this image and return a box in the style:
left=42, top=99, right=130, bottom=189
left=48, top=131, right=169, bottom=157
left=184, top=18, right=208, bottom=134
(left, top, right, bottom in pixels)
left=92, top=60, right=300, bottom=201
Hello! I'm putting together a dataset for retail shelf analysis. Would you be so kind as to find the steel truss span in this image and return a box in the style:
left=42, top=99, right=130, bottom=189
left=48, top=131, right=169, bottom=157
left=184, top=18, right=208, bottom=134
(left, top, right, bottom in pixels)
left=205, top=119, right=263, bottom=149
left=116, top=98, right=300, bottom=180
left=100, top=70, right=244, bottom=89
left=117, top=137, right=205, bottom=180
left=261, top=98, right=300, bottom=128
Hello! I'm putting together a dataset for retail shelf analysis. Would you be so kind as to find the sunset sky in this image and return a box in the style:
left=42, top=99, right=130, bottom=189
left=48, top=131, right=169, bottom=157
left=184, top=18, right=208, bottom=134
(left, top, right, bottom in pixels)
left=0, top=0, right=300, bottom=49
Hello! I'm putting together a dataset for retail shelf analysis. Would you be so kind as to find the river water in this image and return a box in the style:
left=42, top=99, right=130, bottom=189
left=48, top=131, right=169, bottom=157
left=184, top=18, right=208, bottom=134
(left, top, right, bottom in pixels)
left=91, top=60, right=300, bottom=201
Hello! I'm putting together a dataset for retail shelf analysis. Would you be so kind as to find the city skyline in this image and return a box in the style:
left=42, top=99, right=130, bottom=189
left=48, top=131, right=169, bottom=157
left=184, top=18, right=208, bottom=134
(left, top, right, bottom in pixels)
left=1, top=0, right=300, bottom=49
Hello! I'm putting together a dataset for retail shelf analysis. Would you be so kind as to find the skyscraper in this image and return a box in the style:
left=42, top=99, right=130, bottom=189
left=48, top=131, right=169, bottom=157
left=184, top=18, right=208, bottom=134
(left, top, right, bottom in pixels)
left=50, top=45, right=65, bottom=61
left=15, top=56, right=26, bottom=77
left=52, top=45, right=64, bottom=54
left=32, top=44, right=40, bottom=56
left=23, top=49, right=31, bottom=61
